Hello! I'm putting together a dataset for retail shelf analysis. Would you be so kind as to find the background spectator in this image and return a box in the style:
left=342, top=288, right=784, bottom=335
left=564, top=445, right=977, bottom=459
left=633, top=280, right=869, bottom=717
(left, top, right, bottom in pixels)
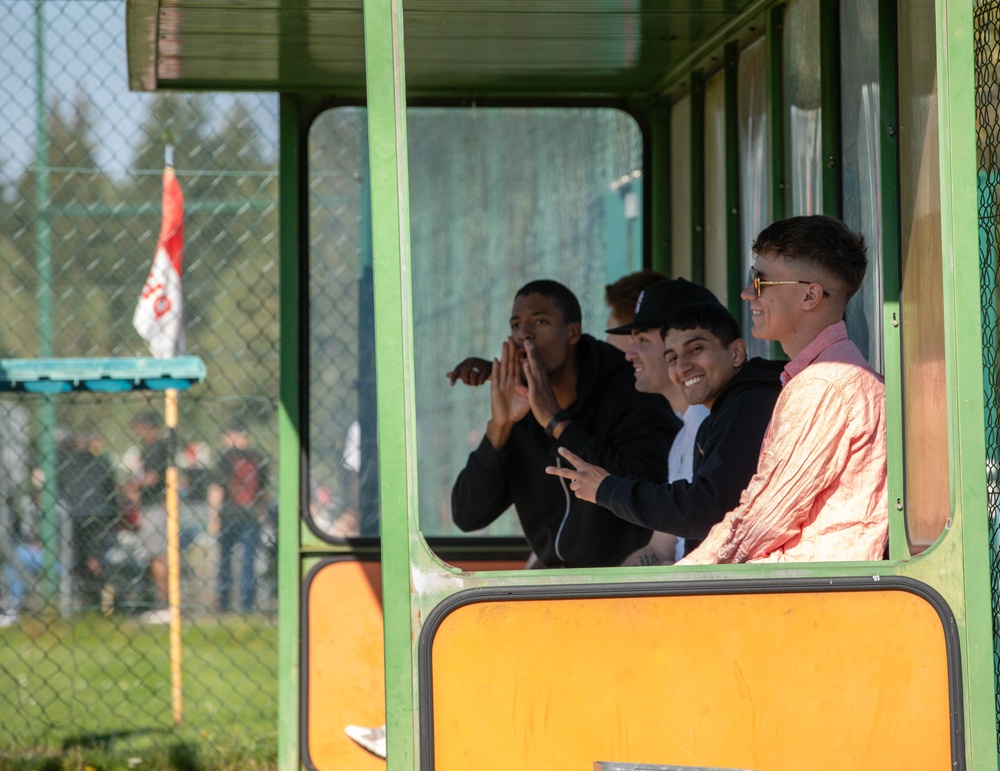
left=208, top=422, right=269, bottom=613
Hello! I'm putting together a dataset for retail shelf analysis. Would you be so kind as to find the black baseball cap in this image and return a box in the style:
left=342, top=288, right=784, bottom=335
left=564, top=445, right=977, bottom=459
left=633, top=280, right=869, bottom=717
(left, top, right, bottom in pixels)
left=605, top=278, right=720, bottom=334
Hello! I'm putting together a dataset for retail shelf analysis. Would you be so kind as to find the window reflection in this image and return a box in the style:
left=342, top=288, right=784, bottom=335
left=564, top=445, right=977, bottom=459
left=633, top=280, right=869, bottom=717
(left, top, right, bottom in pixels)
left=307, top=107, right=643, bottom=541
left=705, top=68, right=728, bottom=302
left=898, top=0, right=950, bottom=552
left=738, top=36, right=770, bottom=360
left=840, top=0, right=884, bottom=372
left=671, top=96, right=694, bottom=279
left=784, top=0, right=823, bottom=216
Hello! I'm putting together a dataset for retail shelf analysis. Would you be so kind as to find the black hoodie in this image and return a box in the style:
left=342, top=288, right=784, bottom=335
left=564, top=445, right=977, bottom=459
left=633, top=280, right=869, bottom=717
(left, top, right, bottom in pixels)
left=595, top=357, right=784, bottom=552
left=452, top=334, right=679, bottom=567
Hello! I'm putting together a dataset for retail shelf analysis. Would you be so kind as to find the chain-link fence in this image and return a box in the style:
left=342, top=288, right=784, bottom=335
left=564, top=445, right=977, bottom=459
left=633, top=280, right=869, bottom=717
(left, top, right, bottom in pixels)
left=0, top=2, right=646, bottom=765
left=975, top=0, right=1000, bottom=753
left=0, top=2, right=281, bottom=767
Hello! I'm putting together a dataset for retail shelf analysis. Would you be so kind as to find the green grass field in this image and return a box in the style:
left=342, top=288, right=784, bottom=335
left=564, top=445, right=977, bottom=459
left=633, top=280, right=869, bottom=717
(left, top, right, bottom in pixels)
left=0, top=612, right=277, bottom=771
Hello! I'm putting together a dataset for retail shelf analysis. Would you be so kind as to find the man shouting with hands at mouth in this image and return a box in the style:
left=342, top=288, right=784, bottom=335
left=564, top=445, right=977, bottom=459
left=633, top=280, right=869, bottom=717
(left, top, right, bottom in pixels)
left=450, top=279, right=677, bottom=568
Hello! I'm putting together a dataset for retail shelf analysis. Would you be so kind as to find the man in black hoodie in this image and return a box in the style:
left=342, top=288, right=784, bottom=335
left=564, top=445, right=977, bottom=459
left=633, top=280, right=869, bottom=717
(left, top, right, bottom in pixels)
left=547, top=302, right=783, bottom=559
left=451, top=280, right=678, bottom=567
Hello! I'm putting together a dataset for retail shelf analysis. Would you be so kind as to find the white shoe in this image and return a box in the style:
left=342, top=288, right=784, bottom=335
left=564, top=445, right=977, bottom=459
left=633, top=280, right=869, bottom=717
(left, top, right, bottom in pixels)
left=345, top=723, right=386, bottom=758
left=140, top=608, right=172, bottom=624
left=0, top=610, right=18, bottom=627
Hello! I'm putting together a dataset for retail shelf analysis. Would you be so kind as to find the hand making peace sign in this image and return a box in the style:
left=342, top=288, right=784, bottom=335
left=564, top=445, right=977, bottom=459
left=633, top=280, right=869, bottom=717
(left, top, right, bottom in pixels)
left=545, top=446, right=610, bottom=504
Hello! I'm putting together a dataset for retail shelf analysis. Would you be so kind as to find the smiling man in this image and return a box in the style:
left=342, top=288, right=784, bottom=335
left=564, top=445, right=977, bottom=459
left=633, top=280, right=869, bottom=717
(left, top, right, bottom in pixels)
left=451, top=279, right=678, bottom=568
left=546, top=301, right=783, bottom=560
left=605, top=279, right=721, bottom=564
left=678, top=215, right=887, bottom=565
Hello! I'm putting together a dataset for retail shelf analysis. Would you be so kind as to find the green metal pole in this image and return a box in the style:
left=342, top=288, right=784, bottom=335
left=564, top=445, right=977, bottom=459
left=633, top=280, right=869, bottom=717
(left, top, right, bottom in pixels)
left=877, top=0, right=907, bottom=560
left=362, top=0, right=418, bottom=767
left=819, top=0, right=842, bottom=217
left=649, top=99, right=672, bottom=274
left=937, top=0, right=1000, bottom=762
left=34, top=0, right=59, bottom=604
left=276, top=92, right=303, bottom=771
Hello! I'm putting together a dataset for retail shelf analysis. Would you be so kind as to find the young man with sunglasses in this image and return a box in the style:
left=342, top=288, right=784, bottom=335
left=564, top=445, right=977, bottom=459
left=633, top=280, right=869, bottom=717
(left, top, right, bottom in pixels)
left=677, top=214, right=887, bottom=564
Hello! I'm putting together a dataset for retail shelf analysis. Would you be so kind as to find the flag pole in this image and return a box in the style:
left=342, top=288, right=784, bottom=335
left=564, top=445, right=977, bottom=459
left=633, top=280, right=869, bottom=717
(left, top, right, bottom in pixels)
left=165, top=386, right=183, bottom=726
left=163, top=142, right=183, bottom=727
left=134, top=140, right=185, bottom=726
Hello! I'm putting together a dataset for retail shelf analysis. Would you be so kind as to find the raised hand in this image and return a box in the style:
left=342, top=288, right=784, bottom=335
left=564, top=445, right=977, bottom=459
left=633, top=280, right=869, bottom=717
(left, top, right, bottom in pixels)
left=446, top=357, right=492, bottom=386
left=544, top=446, right=609, bottom=503
left=485, top=338, right=530, bottom=450
left=521, top=339, right=562, bottom=428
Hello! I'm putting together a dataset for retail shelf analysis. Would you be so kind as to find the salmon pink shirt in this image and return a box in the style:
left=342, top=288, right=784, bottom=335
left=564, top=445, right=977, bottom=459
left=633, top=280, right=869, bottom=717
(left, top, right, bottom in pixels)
left=678, top=321, right=888, bottom=565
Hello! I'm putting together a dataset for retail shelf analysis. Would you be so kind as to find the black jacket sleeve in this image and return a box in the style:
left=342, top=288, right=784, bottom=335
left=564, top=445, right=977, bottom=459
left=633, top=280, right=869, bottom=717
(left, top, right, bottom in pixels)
left=451, top=436, right=514, bottom=532
left=557, top=385, right=676, bottom=485
left=594, top=385, right=777, bottom=538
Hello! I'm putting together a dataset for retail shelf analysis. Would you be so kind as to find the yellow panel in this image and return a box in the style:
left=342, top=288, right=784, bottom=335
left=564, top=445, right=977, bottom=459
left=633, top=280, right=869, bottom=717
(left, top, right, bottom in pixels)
left=430, top=590, right=953, bottom=771
left=306, top=561, right=386, bottom=771
left=305, top=559, right=525, bottom=770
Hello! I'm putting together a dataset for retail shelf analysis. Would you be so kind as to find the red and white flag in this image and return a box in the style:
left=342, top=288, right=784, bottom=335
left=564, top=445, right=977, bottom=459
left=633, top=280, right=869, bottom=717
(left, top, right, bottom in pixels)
left=133, top=160, right=185, bottom=358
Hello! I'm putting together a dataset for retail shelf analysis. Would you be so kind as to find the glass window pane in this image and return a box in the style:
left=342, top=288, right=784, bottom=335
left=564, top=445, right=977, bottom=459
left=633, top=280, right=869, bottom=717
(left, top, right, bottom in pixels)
left=309, top=108, right=643, bottom=542
left=898, top=0, right=949, bottom=552
left=840, top=0, right=884, bottom=372
left=308, top=108, right=379, bottom=539
left=704, top=69, right=728, bottom=301
left=671, top=96, right=693, bottom=278
left=738, top=36, right=770, bottom=360
left=410, top=108, right=642, bottom=538
left=784, top=0, right=823, bottom=215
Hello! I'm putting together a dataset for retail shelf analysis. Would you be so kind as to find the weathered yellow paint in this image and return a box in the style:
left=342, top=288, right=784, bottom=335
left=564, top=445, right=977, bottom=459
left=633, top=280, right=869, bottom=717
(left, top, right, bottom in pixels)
left=306, top=561, right=386, bottom=771
left=305, top=559, right=525, bottom=770
left=429, top=590, right=953, bottom=771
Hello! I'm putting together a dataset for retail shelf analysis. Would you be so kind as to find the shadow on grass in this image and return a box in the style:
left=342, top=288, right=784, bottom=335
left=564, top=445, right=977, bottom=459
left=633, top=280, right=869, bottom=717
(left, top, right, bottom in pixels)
left=60, top=726, right=169, bottom=751
left=53, top=728, right=203, bottom=769
left=167, top=741, right=202, bottom=771
left=4, top=740, right=204, bottom=771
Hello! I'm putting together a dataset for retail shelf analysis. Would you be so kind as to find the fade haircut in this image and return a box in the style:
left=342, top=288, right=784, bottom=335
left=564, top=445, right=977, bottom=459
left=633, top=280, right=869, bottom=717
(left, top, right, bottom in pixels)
left=752, top=215, right=868, bottom=297
left=515, top=280, right=582, bottom=325
left=661, top=302, right=742, bottom=349
left=605, top=269, right=668, bottom=322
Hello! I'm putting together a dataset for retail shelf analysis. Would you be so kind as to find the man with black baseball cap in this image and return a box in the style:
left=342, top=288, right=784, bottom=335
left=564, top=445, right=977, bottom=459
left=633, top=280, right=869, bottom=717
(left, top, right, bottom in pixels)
left=605, top=277, right=720, bottom=438
left=606, top=278, right=736, bottom=565
left=605, top=277, right=719, bottom=335
left=605, top=279, right=723, bottom=563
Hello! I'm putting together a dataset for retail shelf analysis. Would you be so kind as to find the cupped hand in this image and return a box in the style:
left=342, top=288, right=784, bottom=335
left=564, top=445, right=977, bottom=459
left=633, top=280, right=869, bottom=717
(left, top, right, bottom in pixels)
left=522, top=340, right=561, bottom=427
left=490, top=338, right=530, bottom=428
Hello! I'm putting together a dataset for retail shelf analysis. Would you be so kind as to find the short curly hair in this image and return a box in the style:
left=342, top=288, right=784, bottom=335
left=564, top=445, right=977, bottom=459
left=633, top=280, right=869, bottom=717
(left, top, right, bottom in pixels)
left=516, top=280, right=582, bottom=325
left=604, top=269, right=669, bottom=322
